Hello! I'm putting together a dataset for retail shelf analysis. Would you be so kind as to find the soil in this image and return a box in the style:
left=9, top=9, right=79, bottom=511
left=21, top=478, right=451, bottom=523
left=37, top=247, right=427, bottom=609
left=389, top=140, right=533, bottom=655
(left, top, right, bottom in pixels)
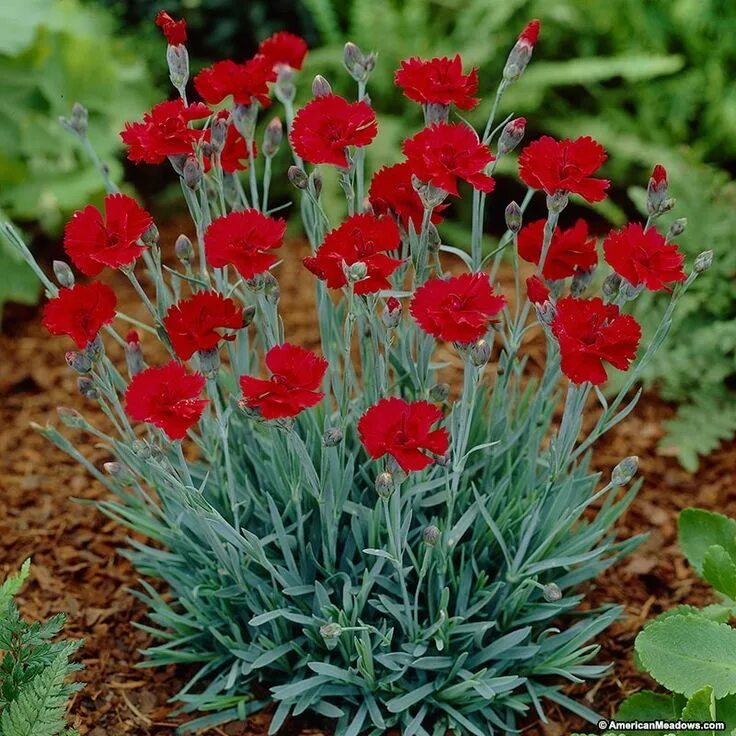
left=2, top=223, right=735, bottom=736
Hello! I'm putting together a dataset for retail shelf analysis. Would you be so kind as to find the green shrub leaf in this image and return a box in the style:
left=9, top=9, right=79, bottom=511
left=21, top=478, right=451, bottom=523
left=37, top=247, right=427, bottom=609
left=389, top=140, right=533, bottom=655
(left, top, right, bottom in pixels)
left=679, top=509, right=736, bottom=575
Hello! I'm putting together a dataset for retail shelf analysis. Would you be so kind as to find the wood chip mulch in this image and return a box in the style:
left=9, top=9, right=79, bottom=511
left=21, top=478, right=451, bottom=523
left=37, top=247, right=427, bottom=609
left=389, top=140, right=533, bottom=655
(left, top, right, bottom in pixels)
left=2, top=228, right=735, bottom=736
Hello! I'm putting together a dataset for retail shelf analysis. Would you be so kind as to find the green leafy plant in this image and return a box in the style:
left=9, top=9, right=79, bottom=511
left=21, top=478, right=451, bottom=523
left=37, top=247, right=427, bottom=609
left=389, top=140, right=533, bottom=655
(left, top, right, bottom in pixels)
left=0, top=560, right=83, bottom=736
left=609, top=508, right=736, bottom=734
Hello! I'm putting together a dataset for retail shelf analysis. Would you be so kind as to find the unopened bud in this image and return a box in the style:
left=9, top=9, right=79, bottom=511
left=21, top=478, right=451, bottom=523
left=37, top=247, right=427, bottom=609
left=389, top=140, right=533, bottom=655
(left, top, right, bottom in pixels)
left=469, top=338, right=492, bottom=367
left=262, top=117, right=283, bottom=158
left=505, top=201, right=522, bottom=233
left=412, top=175, right=448, bottom=210
left=602, top=273, right=622, bottom=300
left=60, top=102, right=89, bottom=138
left=323, top=428, right=343, bottom=447
left=124, top=331, right=145, bottom=377
left=345, top=261, right=368, bottom=283
left=646, top=164, right=668, bottom=215
left=175, top=234, right=194, bottom=265
left=382, top=297, right=402, bottom=328
left=503, top=20, right=540, bottom=81
left=168, top=154, right=187, bottom=175
left=426, top=224, right=441, bottom=254
left=423, top=525, right=441, bottom=547
left=570, top=266, right=596, bottom=297
left=243, top=304, right=257, bottom=326
left=141, top=223, right=159, bottom=247
left=182, top=155, right=201, bottom=190
left=57, top=407, right=85, bottom=428
left=103, top=461, right=130, bottom=482
left=166, top=43, right=189, bottom=92
left=210, top=113, right=229, bottom=153
left=429, top=383, right=450, bottom=402
left=312, top=75, right=332, bottom=98
left=620, top=279, right=644, bottom=302
left=53, top=260, right=75, bottom=288
left=497, top=117, right=526, bottom=156
left=611, top=455, right=639, bottom=486
left=667, top=218, right=687, bottom=240
left=288, top=165, right=308, bottom=190
left=274, top=66, right=296, bottom=104
left=319, top=622, right=342, bottom=650
left=375, top=471, right=394, bottom=498
left=309, top=170, right=323, bottom=198
left=77, top=376, right=99, bottom=400
left=233, top=103, right=257, bottom=141
left=694, top=250, right=713, bottom=273
left=546, top=191, right=568, bottom=214
left=542, top=582, right=562, bottom=602
left=343, top=42, right=377, bottom=83
left=263, top=272, right=280, bottom=304
left=66, top=350, right=92, bottom=374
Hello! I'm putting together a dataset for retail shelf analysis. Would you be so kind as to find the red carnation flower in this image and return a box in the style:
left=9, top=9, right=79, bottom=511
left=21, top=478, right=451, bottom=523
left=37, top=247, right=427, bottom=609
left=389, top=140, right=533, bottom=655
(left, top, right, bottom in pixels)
left=303, top=213, right=402, bottom=295
left=552, top=296, right=641, bottom=385
left=518, top=19, right=541, bottom=46
left=194, top=55, right=276, bottom=107
left=394, top=55, right=479, bottom=110
left=64, top=194, right=153, bottom=276
left=410, top=273, right=506, bottom=343
left=239, top=343, right=327, bottom=420
left=42, top=282, right=117, bottom=349
left=402, top=123, right=495, bottom=197
left=358, top=397, right=449, bottom=473
left=258, top=31, right=308, bottom=70
left=369, top=162, right=446, bottom=231
left=155, top=10, right=187, bottom=45
left=526, top=275, right=550, bottom=305
left=518, top=136, right=609, bottom=203
left=121, top=99, right=210, bottom=164
left=125, top=361, right=207, bottom=440
left=204, top=209, right=285, bottom=279
left=290, top=94, right=377, bottom=167
left=203, top=123, right=255, bottom=174
left=163, top=291, right=244, bottom=361
left=603, top=223, right=686, bottom=291
left=517, top=218, right=598, bottom=280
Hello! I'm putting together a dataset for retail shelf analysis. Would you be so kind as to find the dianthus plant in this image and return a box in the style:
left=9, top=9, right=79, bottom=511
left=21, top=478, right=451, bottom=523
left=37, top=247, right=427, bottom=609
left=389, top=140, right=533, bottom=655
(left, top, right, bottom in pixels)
left=3, top=14, right=713, bottom=736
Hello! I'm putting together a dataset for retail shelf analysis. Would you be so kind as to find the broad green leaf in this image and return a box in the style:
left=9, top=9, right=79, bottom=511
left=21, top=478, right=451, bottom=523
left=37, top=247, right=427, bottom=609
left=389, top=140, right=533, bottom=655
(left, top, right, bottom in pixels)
left=679, top=509, right=736, bottom=576
left=614, top=691, right=678, bottom=736
left=703, top=546, right=736, bottom=599
left=636, top=615, right=736, bottom=697
left=680, top=686, right=716, bottom=735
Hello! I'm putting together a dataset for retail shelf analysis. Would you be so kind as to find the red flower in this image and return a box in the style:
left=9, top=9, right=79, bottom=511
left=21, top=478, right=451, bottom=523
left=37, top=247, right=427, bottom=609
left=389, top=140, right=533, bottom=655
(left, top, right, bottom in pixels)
left=194, top=55, right=276, bottom=107
left=203, top=122, right=255, bottom=173
left=303, top=213, right=402, bottom=295
left=290, top=94, right=377, bottom=167
left=526, top=275, right=550, bottom=305
left=394, top=55, right=479, bottom=110
left=42, top=282, right=117, bottom=349
left=64, top=194, right=153, bottom=276
left=258, top=31, right=308, bottom=70
left=650, top=164, right=667, bottom=188
left=125, top=361, right=208, bottom=440
left=410, top=273, right=506, bottom=343
left=358, top=397, right=449, bottom=472
left=239, top=343, right=327, bottom=420
left=551, top=296, right=641, bottom=385
left=402, top=123, right=495, bottom=197
left=121, top=99, right=210, bottom=164
left=518, top=136, right=609, bottom=203
left=518, top=19, right=541, bottom=46
left=517, top=219, right=598, bottom=280
left=204, top=210, right=285, bottom=279
left=603, top=223, right=686, bottom=291
left=163, top=291, right=244, bottom=361
left=368, top=162, right=446, bottom=231
left=155, top=10, right=187, bottom=45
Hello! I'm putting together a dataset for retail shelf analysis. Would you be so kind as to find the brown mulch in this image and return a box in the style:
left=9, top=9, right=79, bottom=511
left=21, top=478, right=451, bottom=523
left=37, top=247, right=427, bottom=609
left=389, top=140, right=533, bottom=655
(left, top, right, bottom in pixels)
left=2, top=224, right=735, bottom=736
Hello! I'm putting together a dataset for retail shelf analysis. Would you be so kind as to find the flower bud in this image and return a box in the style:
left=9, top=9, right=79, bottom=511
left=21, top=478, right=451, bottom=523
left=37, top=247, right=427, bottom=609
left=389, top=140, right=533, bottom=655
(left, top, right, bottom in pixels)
left=274, top=66, right=296, bottom=104
left=103, top=461, right=130, bottom=483
left=646, top=164, right=668, bottom=215
left=505, top=201, right=522, bottom=233
left=233, top=103, right=257, bottom=141
left=60, top=102, right=89, bottom=138
left=542, top=582, right=562, bottom=602
left=66, top=350, right=92, bottom=374
left=375, top=471, right=394, bottom=498
left=141, top=223, right=160, bottom=248
left=381, top=297, right=402, bottom=329
left=411, top=175, right=448, bottom=209
left=263, top=272, right=281, bottom=305
left=322, top=427, right=343, bottom=447
left=309, top=170, right=323, bottom=198
left=344, top=261, right=368, bottom=283
left=182, top=155, right=202, bottom=190
left=125, top=331, right=145, bottom=377
left=343, top=42, right=377, bottom=84
left=602, top=273, right=622, bottom=300
left=312, top=74, right=332, bottom=98
left=424, top=102, right=449, bottom=126
left=611, top=455, right=639, bottom=487
left=57, top=406, right=85, bottom=428
left=429, top=383, right=450, bottom=402
left=570, top=266, right=596, bottom=297
left=667, top=218, right=687, bottom=240
left=426, top=224, right=441, bottom=254
left=497, top=117, right=526, bottom=156
left=503, top=19, right=540, bottom=81
left=694, top=250, right=713, bottom=274
left=166, top=43, right=189, bottom=92
left=469, top=338, right=492, bottom=367
left=620, top=279, right=644, bottom=302
left=423, top=525, right=441, bottom=547
left=53, top=260, right=75, bottom=288
left=546, top=191, right=568, bottom=214
left=243, top=304, right=257, bottom=327
left=168, top=154, right=187, bottom=175
left=262, top=117, right=283, bottom=158
left=77, top=376, right=99, bottom=400
left=210, top=113, right=230, bottom=154
left=288, top=165, right=308, bottom=190
left=320, top=622, right=342, bottom=650
left=175, top=234, right=194, bottom=265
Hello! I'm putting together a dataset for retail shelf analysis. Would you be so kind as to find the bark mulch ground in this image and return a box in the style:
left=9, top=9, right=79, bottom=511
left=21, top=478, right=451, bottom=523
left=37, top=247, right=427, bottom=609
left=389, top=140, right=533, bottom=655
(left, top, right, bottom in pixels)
left=2, top=230, right=734, bottom=736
